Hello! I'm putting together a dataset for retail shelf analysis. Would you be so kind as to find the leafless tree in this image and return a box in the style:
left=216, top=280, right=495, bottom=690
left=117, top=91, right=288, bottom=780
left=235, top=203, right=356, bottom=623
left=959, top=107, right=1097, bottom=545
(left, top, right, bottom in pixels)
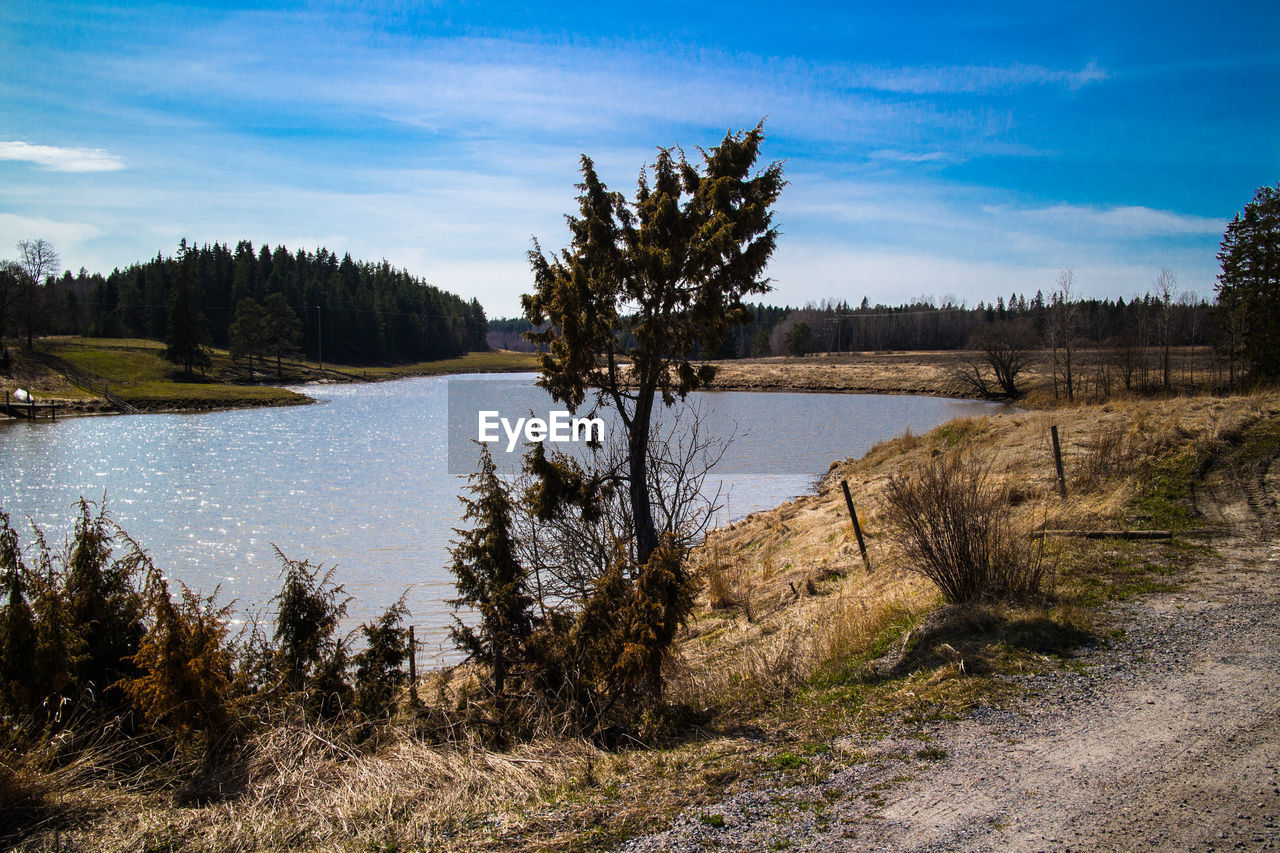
left=1180, top=291, right=1202, bottom=388
left=16, top=238, right=60, bottom=349
left=1155, top=268, right=1179, bottom=391
left=1050, top=269, right=1079, bottom=401
left=954, top=318, right=1037, bottom=399
left=511, top=399, right=731, bottom=612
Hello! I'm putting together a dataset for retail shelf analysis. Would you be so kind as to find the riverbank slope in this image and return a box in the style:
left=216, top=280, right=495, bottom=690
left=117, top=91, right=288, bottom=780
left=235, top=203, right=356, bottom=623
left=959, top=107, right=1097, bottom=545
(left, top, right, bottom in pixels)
left=8, top=389, right=1276, bottom=851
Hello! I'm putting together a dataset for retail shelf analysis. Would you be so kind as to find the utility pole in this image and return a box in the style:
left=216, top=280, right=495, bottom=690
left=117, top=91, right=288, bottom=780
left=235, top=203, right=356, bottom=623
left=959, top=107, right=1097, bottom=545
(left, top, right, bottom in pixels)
left=315, top=305, right=323, bottom=374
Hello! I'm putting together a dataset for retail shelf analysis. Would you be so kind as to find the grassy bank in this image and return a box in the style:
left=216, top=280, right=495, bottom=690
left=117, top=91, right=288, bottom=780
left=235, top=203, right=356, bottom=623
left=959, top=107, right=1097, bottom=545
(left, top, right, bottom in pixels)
left=6, top=389, right=1277, bottom=852
left=0, top=338, right=541, bottom=414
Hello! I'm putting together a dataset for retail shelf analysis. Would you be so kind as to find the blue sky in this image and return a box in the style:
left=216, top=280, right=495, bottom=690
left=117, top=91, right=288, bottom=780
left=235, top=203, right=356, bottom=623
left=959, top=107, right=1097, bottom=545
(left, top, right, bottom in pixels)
left=1, top=1, right=1276, bottom=316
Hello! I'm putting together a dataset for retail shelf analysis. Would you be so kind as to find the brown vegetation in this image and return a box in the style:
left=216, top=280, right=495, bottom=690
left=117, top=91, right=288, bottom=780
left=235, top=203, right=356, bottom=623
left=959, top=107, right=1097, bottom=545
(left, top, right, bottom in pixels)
left=704, top=346, right=1220, bottom=403
left=3, top=389, right=1278, bottom=851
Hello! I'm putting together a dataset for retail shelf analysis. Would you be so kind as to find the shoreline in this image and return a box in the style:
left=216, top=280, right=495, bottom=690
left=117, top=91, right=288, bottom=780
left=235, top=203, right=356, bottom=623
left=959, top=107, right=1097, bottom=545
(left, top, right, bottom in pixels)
left=3, top=344, right=1221, bottom=420
left=0, top=342, right=544, bottom=419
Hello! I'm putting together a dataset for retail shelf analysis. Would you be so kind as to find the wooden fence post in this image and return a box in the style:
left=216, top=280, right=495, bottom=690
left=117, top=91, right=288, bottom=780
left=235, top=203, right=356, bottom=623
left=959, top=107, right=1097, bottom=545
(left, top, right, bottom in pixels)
left=840, top=479, right=873, bottom=573
left=408, top=625, right=419, bottom=706
left=1050, top=425, right=1067, bottom=498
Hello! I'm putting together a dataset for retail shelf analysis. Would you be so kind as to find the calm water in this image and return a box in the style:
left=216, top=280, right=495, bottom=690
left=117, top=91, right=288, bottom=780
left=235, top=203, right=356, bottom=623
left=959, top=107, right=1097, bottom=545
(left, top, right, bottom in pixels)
left=0, top=374, right=1005, bottom=662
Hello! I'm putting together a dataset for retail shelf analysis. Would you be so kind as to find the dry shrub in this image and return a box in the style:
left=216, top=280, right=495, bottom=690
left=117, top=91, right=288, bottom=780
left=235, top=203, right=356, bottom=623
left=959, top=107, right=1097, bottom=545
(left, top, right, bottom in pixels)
left=700, top=540, right=739, bottom=611
left=884, top=451, right=1047, bottom=604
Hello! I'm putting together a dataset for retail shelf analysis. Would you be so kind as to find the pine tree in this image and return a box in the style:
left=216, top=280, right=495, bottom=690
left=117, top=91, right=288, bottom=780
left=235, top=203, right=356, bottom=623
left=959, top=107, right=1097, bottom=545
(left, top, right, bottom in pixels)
left=264, top=292, right=302, bottom=378
left=1217, top=184, right=1280, bottom=379
left=229, top=297, right=268, bottom=376
left=163, top=241, right=212, bottom=376
left=448, top=446, right=533, bottom=695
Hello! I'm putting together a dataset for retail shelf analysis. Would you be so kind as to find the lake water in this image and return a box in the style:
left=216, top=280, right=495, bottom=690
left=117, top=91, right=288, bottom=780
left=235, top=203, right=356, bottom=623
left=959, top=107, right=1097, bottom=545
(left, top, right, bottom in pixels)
left=0, top=374, right=1005, bottom=663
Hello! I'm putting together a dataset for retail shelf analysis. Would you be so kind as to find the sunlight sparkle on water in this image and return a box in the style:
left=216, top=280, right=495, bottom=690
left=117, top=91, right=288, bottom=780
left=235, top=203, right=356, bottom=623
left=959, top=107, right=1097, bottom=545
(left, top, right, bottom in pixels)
left=0, top=374, right=1006, bottom=665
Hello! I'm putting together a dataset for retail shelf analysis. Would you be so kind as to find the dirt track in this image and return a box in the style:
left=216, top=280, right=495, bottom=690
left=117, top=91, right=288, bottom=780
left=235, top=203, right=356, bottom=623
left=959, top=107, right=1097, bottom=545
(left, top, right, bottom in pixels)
left=622, top=443, right=1280, bottom=851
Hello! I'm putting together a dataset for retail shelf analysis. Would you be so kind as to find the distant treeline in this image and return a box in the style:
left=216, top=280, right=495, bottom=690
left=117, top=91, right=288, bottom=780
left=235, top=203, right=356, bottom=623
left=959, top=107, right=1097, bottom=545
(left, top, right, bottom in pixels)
left=489, top=290, right=1216, bottom=358
left=40, top=241, right=488, bottom=364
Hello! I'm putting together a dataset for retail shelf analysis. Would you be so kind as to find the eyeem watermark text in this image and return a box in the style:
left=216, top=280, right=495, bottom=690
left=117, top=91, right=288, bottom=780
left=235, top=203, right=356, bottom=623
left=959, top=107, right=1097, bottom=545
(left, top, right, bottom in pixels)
left=478, top=410, right=605, bottom=453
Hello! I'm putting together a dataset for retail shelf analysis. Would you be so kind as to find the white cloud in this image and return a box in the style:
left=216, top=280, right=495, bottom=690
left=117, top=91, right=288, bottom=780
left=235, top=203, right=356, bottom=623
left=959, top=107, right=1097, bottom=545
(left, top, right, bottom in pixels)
left=767, top=244, right=1213, bottom=308
left=0, top=141, right=125, bottom=172
left=0, top=213, right=103, bottom=255
left=1014, top=204, right=1225, bottom=236
left=869, top=149, right=959, bottom=164
left=839, top=61, right=1109, bottom=95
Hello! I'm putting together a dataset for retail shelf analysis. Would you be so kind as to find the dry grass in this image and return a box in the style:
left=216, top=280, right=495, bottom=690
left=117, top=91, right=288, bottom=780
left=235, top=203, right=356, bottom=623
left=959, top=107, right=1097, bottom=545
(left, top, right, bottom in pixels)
left=705, top=346, right=1221, bottom=402
left=9, top=389, right=1279, bottom=851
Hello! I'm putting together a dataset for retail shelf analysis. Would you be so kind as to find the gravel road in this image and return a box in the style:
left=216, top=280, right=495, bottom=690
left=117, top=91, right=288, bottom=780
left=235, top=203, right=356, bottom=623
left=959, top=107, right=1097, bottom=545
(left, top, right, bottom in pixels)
left=621, top=445, right=1280, bottom=852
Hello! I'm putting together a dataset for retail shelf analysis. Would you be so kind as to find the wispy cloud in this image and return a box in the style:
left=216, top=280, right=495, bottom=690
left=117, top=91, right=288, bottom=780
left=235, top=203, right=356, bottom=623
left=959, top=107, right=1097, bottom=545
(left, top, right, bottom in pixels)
left=868, top=149, right=961, bottom=165
left=839, top=61, right=1108, bottom=95
left=0, top=213, right=104, bottom=252
left=0, top=141, right=125, bottom=172
left=1014, top=203, right=1226, bottom=236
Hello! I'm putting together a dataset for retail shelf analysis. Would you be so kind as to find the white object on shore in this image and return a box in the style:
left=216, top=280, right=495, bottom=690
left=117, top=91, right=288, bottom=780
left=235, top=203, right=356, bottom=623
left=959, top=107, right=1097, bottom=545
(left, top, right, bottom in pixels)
left=12, top=388, right=30, bottom=402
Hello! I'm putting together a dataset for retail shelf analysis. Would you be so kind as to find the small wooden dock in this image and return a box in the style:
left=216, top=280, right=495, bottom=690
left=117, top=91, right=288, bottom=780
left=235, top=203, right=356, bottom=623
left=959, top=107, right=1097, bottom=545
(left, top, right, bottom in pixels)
left=1, top=391, right=58, bottom=420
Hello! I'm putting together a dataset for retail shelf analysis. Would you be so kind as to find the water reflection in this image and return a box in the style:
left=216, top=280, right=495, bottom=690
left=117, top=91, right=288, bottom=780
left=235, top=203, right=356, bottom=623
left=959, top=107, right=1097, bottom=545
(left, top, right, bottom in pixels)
left=0, top=374, right=1006, bottom=663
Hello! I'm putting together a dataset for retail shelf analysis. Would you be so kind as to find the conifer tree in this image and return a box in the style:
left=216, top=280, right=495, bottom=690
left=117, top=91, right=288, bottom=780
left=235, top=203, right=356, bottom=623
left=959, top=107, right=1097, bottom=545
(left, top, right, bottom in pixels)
left=63, top=499, right=146, bottom=704
left=351, top=596, right=411, bottom=718
left=1218, top=183, right=1280, bottom=379
left=524, top=123, right=784, bottom=567
left=125, top=569, right=232, bottom=739
left=0, top=511, right=37, bottom=716
left=448, top=445, right=533, bottom=695
left=264, top=291, right=302, bottom=377
left=229, top=297, right=268, bottom=376
left=163, top=241, right=212, bottom=376
left=271, top=549, right=349, bottom=699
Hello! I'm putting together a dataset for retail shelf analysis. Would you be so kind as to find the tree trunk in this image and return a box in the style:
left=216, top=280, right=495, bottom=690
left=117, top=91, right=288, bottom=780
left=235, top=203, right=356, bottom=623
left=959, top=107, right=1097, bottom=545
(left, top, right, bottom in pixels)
left=628, top=384, right=658, bottom=567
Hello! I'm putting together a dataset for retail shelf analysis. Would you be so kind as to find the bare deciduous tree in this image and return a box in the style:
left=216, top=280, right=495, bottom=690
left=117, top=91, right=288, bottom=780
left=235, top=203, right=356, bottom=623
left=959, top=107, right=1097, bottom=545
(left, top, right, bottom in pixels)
left=1155, top=268, right=1179, bottom=391
left=513, top=399, right=730, bottom=612
left=1050, top=269, right=1079, bottom=401
left=16, top=238, right=60, bottom=349
left=954, top=318, right=1036, bottom=399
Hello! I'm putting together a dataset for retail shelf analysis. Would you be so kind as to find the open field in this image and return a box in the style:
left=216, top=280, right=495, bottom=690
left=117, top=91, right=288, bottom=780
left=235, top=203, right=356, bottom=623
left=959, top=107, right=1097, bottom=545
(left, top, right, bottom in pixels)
left=0, top=338, right=541, bottom=414
left=6, top=388, right=1277, bottom=851
left=705, top=346, right=1222, bottom=405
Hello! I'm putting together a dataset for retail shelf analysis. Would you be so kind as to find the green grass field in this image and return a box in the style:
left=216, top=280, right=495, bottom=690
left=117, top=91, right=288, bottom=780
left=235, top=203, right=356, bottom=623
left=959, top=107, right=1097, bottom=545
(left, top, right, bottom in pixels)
left=29, top=338, right=540, bottom=411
